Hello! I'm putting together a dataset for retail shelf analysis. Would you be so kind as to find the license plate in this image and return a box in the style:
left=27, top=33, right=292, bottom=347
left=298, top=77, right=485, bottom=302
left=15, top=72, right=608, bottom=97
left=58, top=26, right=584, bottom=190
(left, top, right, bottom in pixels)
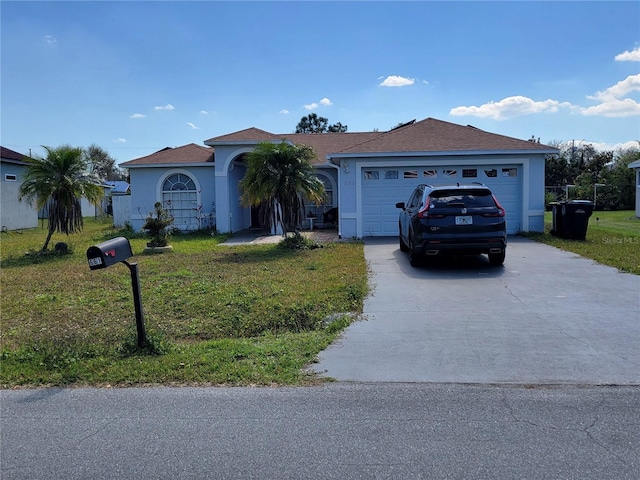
left=455, top=216, right=473, bottom=225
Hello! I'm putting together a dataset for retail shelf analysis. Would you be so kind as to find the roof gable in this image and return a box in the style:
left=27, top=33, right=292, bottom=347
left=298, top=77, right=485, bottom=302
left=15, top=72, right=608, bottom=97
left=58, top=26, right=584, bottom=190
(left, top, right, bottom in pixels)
left=205, top=127, right=281, bottom=143
left=121, top=143, right=214, bottom=167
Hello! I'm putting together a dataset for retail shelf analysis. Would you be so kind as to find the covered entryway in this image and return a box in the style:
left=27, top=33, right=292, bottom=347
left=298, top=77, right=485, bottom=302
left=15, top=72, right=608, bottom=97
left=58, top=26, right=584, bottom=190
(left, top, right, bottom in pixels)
left=361, top=164, right=523, bottom=235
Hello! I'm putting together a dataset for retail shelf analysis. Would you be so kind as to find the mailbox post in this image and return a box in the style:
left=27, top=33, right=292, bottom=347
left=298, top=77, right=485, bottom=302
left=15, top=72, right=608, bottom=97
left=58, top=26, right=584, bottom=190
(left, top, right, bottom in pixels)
left=87, top=237, right=147, bottom=347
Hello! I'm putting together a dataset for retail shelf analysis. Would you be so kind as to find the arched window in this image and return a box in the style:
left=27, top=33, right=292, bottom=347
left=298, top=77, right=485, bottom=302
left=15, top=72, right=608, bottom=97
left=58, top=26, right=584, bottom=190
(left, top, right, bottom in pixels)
left=305, top=172, right=335, bottom=226
left=161, top=173, right=199, bottom=230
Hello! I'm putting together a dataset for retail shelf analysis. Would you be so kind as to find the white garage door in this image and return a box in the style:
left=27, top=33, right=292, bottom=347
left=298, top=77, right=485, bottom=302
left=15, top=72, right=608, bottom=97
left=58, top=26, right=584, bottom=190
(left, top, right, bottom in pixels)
left=361, top=165, right=522, bottom=235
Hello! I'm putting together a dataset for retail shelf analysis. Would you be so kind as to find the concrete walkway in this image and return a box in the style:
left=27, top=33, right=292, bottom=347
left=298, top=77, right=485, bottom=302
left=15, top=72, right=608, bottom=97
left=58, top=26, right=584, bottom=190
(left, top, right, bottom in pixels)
left=220, top=229, right=340, bottom=245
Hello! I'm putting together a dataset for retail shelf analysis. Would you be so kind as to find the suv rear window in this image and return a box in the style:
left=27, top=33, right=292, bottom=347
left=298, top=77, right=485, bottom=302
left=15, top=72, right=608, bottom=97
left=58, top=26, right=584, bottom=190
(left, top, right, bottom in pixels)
left=429, top=189, right=495, bottom=208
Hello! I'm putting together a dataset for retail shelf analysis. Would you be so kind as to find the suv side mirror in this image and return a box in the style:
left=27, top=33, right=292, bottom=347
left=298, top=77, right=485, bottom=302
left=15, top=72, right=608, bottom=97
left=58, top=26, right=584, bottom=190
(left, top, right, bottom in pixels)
left=395, top=202, right=405, bottom=209
left=87, top=236, right=133, bottom=270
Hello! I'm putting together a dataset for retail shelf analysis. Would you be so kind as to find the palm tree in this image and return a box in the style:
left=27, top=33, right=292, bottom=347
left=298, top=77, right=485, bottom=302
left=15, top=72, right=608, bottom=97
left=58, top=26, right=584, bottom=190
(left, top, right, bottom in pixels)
left=239, top=141, right=325, bottom=235
left=19, top=145, right=104, bottom=252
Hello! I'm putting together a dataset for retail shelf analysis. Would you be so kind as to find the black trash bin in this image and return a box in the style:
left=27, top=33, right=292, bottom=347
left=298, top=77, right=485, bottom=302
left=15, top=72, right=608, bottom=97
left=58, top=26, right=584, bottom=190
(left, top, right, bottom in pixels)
left=562, top=200, right=594, bottom=240
left=549, top=202, right=564, bottom=237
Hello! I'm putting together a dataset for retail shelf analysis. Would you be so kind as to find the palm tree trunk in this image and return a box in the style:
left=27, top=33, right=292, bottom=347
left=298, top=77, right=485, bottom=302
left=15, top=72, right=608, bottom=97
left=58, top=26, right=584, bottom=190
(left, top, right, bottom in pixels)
left=41, top=227, right=55, bottom=252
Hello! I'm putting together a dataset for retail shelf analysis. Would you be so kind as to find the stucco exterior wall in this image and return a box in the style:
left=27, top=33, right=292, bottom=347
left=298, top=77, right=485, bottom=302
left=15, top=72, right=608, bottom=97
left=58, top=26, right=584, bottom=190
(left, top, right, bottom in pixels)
left=0, top=162, right=38, bottom=231
left=128, top=165, right=215, bottom=231
left=213, top=144, right=256, bottom=233
left=527, top=153, right=547, bottom=232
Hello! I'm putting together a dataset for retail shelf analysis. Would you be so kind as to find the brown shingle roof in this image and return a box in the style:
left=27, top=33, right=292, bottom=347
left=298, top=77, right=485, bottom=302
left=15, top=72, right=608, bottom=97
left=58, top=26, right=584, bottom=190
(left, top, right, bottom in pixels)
left=126, top=118, right=557, bottom=167
left=334, top=118, right=556, bottom=156
left=1, top=146, right=28, bottom=164
left=274, top=132, right=382, bottom=165
left=121, top=143, right=214, bottom=167
left=205, top=127, right=281, bottom=143
left=206, top=130, right=382, bottom=165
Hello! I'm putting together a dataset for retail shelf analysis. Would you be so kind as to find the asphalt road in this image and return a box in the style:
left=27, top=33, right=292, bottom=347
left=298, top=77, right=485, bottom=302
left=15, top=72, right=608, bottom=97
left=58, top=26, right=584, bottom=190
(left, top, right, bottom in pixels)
left=1, top=384, right=639, bottom=480
left=2, top=237, right=639, bottom=479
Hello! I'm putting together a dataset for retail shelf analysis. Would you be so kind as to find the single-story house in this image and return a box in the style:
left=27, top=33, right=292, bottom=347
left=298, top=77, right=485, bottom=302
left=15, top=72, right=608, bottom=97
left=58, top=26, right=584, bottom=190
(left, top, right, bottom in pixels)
left=0, top=146, right=38, bottom=231
left=120, top=118, right=558, bottom=238
left=629, top=159, right=640, bottom=218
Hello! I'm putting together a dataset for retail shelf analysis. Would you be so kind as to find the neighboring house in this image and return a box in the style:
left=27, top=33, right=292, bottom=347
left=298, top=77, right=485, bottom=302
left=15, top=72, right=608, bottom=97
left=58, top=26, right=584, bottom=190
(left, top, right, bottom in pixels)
left=121, top=118, right=558, bottom=237
left=0, top=146, right=38, bottom=231
left=104, top=181, right=132, bottom=228
left=80, top=180, right=130, bottom=218
left=629, top=159, right=640, bottom=218
left=104, top=180, right=131, bottom=196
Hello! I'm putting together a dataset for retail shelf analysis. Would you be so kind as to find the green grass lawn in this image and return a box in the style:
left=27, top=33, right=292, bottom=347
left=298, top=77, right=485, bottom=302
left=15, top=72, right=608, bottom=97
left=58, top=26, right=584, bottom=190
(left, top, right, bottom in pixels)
left=1, top=219, right=367, bottom=387
left=523, top=210, right=640, bottom=275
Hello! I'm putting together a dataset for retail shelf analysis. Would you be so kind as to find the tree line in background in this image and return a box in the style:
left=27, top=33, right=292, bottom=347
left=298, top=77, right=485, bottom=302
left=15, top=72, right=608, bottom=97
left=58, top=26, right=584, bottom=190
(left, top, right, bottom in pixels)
left=83, top=144, right=128, bottom=181
left=541, top=139, right=638, bottom=210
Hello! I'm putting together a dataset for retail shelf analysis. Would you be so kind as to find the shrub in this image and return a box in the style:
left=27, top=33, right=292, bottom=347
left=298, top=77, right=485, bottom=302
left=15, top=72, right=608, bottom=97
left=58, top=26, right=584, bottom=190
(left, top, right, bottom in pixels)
left=142, top=202, right=174, bottom=247
left=278, top=232, right=322, bottom=250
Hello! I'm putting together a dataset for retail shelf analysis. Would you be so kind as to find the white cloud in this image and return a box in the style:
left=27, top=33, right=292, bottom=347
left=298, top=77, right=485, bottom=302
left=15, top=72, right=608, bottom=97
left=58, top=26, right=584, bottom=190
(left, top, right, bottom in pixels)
left=187, top=122, right=199, bottom=130
left=580, top=98, right=640, bottom=118
left=279, top=109, right=290, bottom=114
left=584, top=140, right=640, bottom=152
left=615, top=47, right=640, bottom=62
left=582, top=74, right=640, bottom=117
left=129, top=113, right=146, bottom=119
left=114, top=138, right=127, bottom=143
left=200, top=110, right=209, bottom=115
left=154, top=104, right=175, bottom=111
left=450, top=96, right=572, bottom=120
left=44, top=35, right=57, bottom=44
left=304, top=97, right=333, bottom=110
left=379, top=75, right=415, bottom=87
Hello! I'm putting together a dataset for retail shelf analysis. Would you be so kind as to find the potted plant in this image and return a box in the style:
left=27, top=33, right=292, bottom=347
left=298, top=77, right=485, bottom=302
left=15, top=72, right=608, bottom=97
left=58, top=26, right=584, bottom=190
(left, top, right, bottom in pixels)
left=142, top=202, right=174, bottom=252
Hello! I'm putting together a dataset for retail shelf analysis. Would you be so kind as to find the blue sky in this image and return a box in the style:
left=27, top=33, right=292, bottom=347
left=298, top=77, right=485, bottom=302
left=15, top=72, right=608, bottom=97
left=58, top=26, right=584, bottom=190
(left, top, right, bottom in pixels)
left=2, top=1, right=639, bottom=167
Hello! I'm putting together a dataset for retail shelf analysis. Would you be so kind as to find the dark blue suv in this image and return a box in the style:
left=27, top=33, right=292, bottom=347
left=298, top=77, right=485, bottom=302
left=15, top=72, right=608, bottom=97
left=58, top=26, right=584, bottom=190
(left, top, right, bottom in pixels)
left=396, top=184, right=507, bottom=266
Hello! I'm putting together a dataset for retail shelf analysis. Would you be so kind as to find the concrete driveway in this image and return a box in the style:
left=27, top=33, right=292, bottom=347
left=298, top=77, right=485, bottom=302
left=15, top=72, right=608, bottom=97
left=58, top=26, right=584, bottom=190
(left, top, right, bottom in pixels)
left=314, top=237, right=640, bottom=384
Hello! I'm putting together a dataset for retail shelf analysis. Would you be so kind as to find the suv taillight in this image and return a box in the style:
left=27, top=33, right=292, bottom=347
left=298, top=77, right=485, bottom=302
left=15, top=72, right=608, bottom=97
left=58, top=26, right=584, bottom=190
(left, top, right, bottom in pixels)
left=417, top=197, right=431, bottom=219
left=482, top=195, right=506, bottom=217
left=418, top=197, right=446, bottom=219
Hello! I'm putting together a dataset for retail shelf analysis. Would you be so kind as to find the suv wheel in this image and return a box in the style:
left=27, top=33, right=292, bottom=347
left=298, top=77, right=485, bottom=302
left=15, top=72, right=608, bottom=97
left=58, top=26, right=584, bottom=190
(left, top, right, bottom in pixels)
left=488, top=250, right=505, bottom=266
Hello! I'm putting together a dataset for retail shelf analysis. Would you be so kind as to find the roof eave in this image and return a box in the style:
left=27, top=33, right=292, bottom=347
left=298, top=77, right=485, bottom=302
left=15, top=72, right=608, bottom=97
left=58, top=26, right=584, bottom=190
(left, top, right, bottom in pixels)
left=628, top=159, right=640, bottom=169
left=328, top=148, right=559, bottom=162
left=204, top=139, right=293, bottom=147
left=1, top=158, right=30, bottom=166
left=123, top=162, right=214, bottom=169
